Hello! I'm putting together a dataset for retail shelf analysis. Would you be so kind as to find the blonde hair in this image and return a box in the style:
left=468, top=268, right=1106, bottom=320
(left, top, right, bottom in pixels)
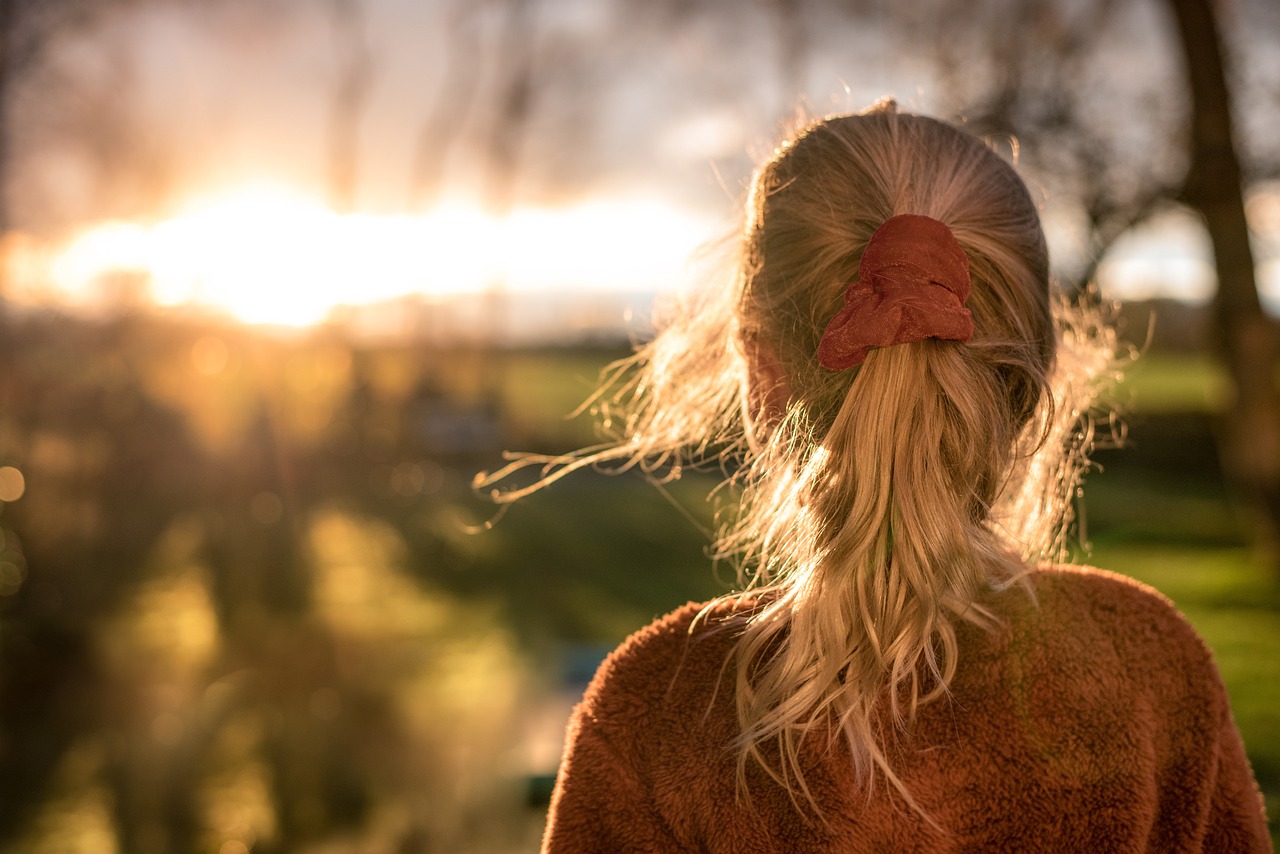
left=478, top=103, right=1114, bottom=819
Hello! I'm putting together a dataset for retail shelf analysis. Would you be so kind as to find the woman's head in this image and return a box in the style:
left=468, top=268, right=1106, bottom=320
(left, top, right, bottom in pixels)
left=738, top=108, right=1054, bottom=473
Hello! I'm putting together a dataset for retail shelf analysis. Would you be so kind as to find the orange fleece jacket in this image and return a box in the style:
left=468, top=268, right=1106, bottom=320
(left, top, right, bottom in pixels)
left=542, top=566, right=1270, bottom=852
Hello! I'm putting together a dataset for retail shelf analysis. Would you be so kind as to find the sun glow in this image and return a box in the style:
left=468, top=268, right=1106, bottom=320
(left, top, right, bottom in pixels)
left=28, top=185, right=716, bottom=327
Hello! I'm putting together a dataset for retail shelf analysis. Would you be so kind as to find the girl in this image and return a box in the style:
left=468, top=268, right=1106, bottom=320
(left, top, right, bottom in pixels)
left=486, top=103, right=1270, bottom=851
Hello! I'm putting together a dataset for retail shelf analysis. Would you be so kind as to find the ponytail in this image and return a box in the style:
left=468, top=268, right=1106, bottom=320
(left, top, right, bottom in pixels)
left=729, top=339, right=1042, bottom=816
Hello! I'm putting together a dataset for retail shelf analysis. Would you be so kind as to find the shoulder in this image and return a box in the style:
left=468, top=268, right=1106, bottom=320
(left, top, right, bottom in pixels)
left=570, top=597, right=753, bottom=756
left=1026, top=563, right=1201, bottom=644
left=544, top=602, right=748, bottom=851
left=998, top=564, right=1226, bottom=709
left=1029, top=563, right=1173, bottom=609
left=582, top=597, right=752, bottom=712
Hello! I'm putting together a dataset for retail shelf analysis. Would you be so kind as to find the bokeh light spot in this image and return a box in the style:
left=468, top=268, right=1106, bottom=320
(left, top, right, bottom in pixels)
left=191, top=335, right=230, bottom=376
left=390, top=462, right=425, bottom=497
left=0, top=561, right=24, bottom=596
left=0, top=466, right=25, bottom=502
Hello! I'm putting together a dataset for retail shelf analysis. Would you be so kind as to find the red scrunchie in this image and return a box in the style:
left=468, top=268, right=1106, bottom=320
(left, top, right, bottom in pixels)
left=816, top=214, right=974, bottom=370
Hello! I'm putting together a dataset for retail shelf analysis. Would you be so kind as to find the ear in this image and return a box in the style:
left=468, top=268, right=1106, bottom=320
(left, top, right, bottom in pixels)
left=740, top=334, right=792, bottom=440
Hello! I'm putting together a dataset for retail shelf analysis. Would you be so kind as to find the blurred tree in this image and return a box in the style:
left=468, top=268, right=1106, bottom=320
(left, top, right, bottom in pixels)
left=885, top=0, right=1187, bottom=290
left=402, top=0, right=549, bottom=417
left=405, top=2, right=485, bottom=209
left=0, top=0, right=151, bottom=334
left=406, top=0, right=541, bottom=211
left=0, top=0, right=132, bottom=232
left=0, top=314, right=208, bottom=846
left=1165, top=0, right=1280, bottom=552
left=326, top=0, right=374, bottom=213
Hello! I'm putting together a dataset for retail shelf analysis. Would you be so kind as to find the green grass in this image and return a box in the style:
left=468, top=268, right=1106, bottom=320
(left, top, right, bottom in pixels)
left=1113, top=351, right=1230, bottom=413
left=495, top=347, right=632, bottom=448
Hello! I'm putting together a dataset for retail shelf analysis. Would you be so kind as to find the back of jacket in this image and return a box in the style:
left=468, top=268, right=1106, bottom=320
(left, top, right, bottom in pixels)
left=542, top=565, right=1270, bottom=853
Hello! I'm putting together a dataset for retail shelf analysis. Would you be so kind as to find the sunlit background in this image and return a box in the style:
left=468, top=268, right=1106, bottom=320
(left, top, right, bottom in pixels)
left=22, top=188, right=712, bottom=328
left=0, top=0, right=1278, bottom=851
left=5, top=0, right=1278, bottom=330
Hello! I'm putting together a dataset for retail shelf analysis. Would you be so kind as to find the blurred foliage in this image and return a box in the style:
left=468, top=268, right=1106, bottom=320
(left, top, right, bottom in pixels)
left=0, top=309, right=703, bottom=853
left=1112, top=352, right=1231, bottom=414
left=0, top=309, right=1275, bottom=850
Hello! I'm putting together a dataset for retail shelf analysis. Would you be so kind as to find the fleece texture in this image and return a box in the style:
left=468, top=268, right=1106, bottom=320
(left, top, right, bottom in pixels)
left=542, top=566, right=1270, bottom=852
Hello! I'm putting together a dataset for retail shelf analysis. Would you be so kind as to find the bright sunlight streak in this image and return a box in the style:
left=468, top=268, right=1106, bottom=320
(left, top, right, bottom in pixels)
left=30, top=185, right=716, bottom=327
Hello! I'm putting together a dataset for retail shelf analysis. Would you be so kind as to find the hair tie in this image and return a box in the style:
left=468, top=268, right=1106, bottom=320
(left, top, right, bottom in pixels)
left=817, top=214, right=974, bottom=370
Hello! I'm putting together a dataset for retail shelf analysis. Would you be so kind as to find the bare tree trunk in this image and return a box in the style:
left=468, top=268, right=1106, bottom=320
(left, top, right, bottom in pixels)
left=477, top=0, right=538, bottom=403
left=478, top=0, right=537, bottom=214
left=1166, top=0, right=1280, bottom=551
left=406, top=4, right=485, bottom=209
left=327, top=0, right=373, bottom=213
left=0, top=0, right=14, bottom=347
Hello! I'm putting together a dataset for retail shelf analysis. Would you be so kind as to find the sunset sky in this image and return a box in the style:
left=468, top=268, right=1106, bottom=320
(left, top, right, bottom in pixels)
left=5, top=0, right=1279, bottom=331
